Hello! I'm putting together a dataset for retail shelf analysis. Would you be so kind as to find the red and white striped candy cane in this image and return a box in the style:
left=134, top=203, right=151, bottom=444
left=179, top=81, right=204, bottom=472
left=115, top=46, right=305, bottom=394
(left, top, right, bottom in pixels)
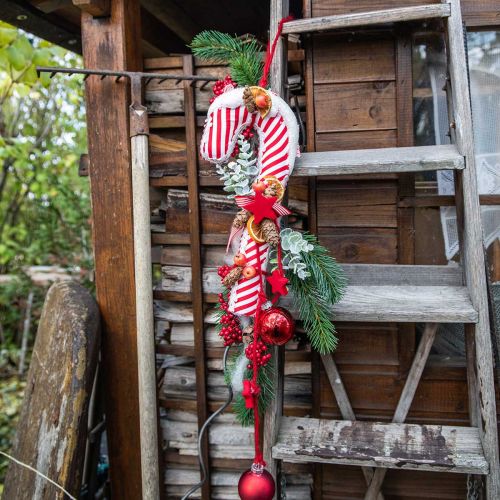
left=201, top=87, right=299, bottom=317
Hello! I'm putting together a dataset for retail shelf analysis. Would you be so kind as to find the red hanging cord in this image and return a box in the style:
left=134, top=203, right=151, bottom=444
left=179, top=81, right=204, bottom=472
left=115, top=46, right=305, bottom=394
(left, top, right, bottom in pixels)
left=251, top=243, right=267, bottom=466
left=258, top=15, right=294, bottom=89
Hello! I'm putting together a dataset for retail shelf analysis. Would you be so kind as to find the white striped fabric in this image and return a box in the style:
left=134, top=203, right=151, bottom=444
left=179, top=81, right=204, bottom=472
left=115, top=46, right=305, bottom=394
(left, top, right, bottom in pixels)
left=200, top=88, right=298, bottom=317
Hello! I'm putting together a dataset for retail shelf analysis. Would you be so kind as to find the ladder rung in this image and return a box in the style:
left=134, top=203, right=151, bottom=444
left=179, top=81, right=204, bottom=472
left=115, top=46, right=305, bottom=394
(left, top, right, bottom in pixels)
left=282, top=264, right=476, bottom=323
left=282, top=4, right=451, bottom=35
left=292, top=145, right=464, bottom=177
left=273, top=417, right=489, bottom=475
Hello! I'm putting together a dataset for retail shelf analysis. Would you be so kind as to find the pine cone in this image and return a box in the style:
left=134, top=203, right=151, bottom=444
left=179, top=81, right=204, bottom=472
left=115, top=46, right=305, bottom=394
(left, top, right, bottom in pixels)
left=260, top=218, right=280, bottom=247
left=243, top=325, right=254, bottom=344
left=222, top=266, right=243, bottom=288
left=264, top=185, right=278, bottom=198
left=243, top=86, right=256, bottom=113
left=232, top=209, right=251, bottom=229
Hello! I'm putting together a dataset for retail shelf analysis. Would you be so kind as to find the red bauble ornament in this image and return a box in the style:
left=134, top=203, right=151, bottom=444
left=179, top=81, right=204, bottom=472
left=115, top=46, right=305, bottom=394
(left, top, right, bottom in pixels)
left=259, top=307, right=294, bottom=346
left=238, top=466, right=275, bottom=500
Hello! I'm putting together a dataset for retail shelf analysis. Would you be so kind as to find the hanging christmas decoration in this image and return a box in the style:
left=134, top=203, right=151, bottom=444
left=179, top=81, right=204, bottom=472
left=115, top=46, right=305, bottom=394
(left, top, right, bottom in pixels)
left=238, top=464, right=276, bottom=500
left=259, top=306, right=294, bottom=346
left=186, top=18, right=346, bottom=500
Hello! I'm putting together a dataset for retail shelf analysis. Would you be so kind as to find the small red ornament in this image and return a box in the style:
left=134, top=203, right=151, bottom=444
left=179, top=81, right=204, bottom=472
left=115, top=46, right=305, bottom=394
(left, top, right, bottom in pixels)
left=254, top=94, right=268, bottom=109
left=266, top=269, right=289, bottom=297
left=259, top=306, right=294, bottom=346
left=238, top=465, right=275, bottom=500
left=252, top=180, right=267, bottom=193
left=234, top=253, right=247, bottom=266
left=242, top=265, right=257, bottom=279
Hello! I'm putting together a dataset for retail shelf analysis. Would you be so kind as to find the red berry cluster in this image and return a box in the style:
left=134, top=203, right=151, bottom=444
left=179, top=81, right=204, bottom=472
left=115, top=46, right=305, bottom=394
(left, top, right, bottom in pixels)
left=245, top=340, right=272, bottom=369
left=218, top=293, right=243, bottom=346
left=210, top=75, right=237, bottom=103
left=241, top=125, right=255, bottom=140
left=218, top=265, right=232, bottom=280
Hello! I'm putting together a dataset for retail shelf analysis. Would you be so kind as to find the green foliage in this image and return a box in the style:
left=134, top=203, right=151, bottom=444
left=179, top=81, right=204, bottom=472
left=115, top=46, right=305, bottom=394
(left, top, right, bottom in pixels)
left=0, top=377, right=25, bottom=489
left=0, top=24, right=90, bottom=488
left=190, top=31, right=263, bottom=87
left=0, top=22, right=90, bottom=274
left=225, top=346, right=275, bottom=427
left=285, top=233, right=346, bottom=354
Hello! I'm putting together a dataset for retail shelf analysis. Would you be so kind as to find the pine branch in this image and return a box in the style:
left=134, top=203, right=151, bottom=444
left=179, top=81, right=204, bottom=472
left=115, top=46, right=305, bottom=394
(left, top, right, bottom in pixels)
left=302, top=233, right=346, bottom=303
left=287, top=271, right=339, bottom=354
left=230, top=53, right=263, bottom=88
left=190, top=31, right=263, bottom=86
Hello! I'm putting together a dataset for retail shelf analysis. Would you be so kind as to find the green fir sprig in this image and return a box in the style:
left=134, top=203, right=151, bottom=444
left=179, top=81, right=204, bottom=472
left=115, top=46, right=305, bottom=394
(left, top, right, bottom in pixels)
left=283, top=232, right=346, bottom=354
left=190, top=31, right=263, bottom=87
left=225, top=345, right=275, bottom=426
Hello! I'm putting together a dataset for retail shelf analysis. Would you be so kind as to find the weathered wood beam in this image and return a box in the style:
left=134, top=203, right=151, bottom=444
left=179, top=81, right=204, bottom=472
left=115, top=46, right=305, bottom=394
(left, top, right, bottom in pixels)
left=446, top=1, right=500, bottom=497
left=282, top=4, right=451, bottom=34
left=72, top=0, right=110, bottom=17
left=273, top=417, right=488, bottom=474
left=140, top=0, right=200, bottom=43
left=80, top=0, right=143, bottom=497
left=3, top=282, right=100, bottom=499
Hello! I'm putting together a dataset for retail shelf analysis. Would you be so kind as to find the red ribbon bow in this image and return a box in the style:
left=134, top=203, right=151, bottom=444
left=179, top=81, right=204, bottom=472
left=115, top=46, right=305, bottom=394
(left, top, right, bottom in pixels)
left=242, top=379, right=261, bottom=409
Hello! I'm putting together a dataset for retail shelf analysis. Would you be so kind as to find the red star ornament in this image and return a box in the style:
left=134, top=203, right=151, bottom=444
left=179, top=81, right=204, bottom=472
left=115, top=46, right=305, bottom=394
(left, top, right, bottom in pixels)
left=267, top=269, right=289, bottom=297
left=245, top=191, right=278, bottom=224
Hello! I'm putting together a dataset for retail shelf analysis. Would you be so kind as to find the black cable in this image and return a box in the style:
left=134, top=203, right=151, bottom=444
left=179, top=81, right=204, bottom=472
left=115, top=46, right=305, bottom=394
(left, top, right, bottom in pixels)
left=181, top=346, right=234, bottom=500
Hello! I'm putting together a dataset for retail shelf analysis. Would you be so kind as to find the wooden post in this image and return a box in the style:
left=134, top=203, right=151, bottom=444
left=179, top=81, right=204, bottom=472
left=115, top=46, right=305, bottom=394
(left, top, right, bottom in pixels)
left=446, top=1, right=500, bottom=498
left=263, top=2, right=288, bottom=499
left=183, top=55, right=211, bottom=500
left=130, top=76, right=160, bottom=500
left=80, top=2, right=143, bottom=497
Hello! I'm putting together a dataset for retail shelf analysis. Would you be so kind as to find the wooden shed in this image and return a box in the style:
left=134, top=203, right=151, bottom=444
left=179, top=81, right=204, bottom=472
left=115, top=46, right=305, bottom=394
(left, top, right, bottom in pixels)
left=3, top=0, right=500, bottom=498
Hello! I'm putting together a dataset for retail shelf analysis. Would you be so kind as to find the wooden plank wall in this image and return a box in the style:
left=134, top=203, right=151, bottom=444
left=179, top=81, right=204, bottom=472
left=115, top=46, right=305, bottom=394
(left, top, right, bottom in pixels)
left=145, top=19, right=498, bottom=498
left=145, top=56, right=313, bottom=499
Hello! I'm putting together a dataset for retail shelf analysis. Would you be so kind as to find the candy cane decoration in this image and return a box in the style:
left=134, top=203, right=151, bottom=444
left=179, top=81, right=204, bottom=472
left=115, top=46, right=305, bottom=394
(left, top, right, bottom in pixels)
left=201, top=86, right=299, bottom=317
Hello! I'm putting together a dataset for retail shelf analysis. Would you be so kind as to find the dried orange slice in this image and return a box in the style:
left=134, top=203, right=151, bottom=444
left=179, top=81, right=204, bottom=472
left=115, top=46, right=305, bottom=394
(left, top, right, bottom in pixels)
left=247, top=215, right=266, bottom=243
left=263, top=175, right=285, bottom=201
left=250, top=86, right=272, bottom=118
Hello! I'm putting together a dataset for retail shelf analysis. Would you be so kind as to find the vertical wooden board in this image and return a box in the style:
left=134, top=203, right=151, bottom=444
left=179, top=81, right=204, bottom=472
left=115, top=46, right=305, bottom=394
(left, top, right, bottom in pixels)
left=333, top=324, right=400, bottom=366
left=321, top=465, right=467, bottom=500
left=183, top=54, right=211, bottom=500
left=313, top=36, right=395, bottom=84
left=319, top=370, right=470, bottom=423
left=314, top=81, right=397, bottom=133
left=317, top=181, right=398, bottom=228
left=318, top=228, right=398, bottom=264
left=414, top=207, right=448, bottom=264
left=80, top=2, right=142, bottom=497
left=315, top=129, right=398, bottom=151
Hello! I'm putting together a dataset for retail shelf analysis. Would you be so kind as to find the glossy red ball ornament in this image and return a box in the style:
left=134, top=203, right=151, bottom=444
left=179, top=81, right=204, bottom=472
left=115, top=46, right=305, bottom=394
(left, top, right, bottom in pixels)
left=258, top=306, right=294, bottom=346
left=238, top=466, right=275, bottom=500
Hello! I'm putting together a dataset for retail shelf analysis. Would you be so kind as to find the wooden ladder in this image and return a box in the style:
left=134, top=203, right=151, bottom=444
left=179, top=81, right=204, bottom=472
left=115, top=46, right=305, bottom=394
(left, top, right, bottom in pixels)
left=264, top=1, right=500, bottom=499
